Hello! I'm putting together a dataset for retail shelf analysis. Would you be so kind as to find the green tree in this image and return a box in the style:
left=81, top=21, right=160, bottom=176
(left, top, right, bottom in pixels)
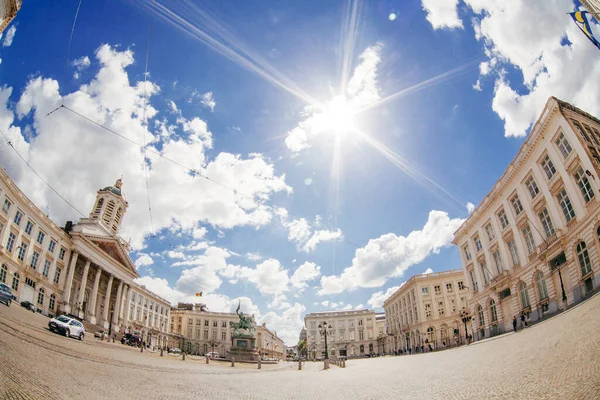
left=297, top=339, right=306, bottom=358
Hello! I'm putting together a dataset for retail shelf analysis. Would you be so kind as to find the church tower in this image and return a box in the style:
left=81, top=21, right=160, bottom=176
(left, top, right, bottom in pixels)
left=89, top=178, right=129, bottom=235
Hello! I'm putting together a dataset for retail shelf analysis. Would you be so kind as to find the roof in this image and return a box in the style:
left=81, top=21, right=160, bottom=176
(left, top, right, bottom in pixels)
left=101, top=186, right=122, bottom=197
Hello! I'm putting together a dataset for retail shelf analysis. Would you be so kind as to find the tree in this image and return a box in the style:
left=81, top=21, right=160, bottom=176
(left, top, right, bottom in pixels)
left=208, top=339, right=220, bottom=355
left=297, top=339, right=306, bottom=358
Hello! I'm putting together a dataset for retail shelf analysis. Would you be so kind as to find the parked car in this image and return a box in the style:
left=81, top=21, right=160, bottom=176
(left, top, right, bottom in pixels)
left=94, top=330, right=108, bottom=339
left=169, top=348, right=182, bottom=354
left=206, top=351, right=219, bottom=358
left=48, top=315, right=85, bottom=340
left=20, top=301, right=36, bottom=312
left=0, top=283, right=12, bottom=306
left=121, top=333, right=142, bottom=346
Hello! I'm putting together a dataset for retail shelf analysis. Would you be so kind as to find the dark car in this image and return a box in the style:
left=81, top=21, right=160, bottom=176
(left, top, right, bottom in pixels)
left=0, top=283, right=12, bottom=306
left=20, top=301, right=36, bottom=312
left=121, top=333, right=142, bottom=346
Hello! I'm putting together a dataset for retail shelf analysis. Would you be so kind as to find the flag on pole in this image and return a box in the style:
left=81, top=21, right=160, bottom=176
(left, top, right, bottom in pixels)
left=569, top=11, right=600, bottom=50
left=195, top=292, right=203, bottom=297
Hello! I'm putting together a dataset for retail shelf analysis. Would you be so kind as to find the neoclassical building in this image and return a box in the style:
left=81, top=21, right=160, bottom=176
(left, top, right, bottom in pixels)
left=256, top=323, right=286, bottom=359
left=383, top=269, right=468, bottom=352
left=0, top=168, right=170, bottom=345
left=304, top=309, right=377, bottom=359
left=0, top=0, right=21, bottom=34
left=453, top=97, right=600, bottom=340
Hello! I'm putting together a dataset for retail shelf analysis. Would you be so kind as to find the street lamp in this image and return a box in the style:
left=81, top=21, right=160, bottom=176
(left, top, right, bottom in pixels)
left=108, top=305, right=115, bottom=336
left=459, top=308, right=472, bottom=344
left=318, top=321, right=333, bottom=359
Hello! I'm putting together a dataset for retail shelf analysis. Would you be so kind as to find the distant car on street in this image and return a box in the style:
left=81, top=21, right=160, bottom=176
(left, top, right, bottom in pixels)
left=0, top=283, right=12, bottom=306
left=169, top=348, right=182, bottom=354
left=48, top=315, right=85, bottom=340
left=20, top=301, right=36, bottom=312
left=94, top=330, right=108, bottom=339
left=206, top=352, right=219, bottom=358
left=121, top=333, right=142, bottom=346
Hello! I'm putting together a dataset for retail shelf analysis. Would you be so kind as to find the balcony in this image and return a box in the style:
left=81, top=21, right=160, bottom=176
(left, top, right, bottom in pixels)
left=537, top=230, right=563, bottom=259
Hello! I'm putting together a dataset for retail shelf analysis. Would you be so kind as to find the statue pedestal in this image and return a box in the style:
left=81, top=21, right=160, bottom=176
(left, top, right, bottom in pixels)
left=229, top=336, right=260, bottom=362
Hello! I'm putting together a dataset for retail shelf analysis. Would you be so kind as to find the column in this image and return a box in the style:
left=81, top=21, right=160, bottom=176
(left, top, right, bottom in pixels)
left=89, top=268, right=102, bottom=325
left=119, top=284, right=129, bottom=323
left=62, top=251, right=79, bottom=314
left=112, top=280, right=124, bottom=332
left=124, top=287, right=133, bottom=330
left=76, top=260, right=91, bottom=319
left=102, top=275, right=114, bottom=329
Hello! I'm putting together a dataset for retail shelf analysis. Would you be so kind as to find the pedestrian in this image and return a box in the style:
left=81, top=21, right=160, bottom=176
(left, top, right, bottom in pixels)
left=421, top=345, right=424, bottom=353
left=513, top=316, right=517, bottom=332
left=520, top=313, right=527, bottom=328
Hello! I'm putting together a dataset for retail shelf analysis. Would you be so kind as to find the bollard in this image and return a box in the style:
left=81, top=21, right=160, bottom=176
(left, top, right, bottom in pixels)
left=258, top=359, right=261, bottom=370
left=206, top=355, right=209, bottom=364
left=182, top=352, right=186, bottom=361
left=343, top=359, right=346, bottom=368
left=112, top=337, right=115, bottom=343
left=140, top=345, right=144, bottom=353
left=160, top=347, right=163, bottom=357
left=231, top=357, right=235, bottom=367
left=298, top=360, right=302, bottom=370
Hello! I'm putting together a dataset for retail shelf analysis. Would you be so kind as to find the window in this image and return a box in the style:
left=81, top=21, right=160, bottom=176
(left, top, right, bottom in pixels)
left=12, top=272, right=19, bottom=291
left=31, top=251, right=39, bottom=269
left=571, top=119, right=590, bottom=142
left=497, top=210, right=509, bottom=229
left=212, top=330, right=217, bottom=340
left=358, top=319, right=363, bottom=326
left=48, top=240, right=56, bottom=253
left=519, top=282, right=530, bottom=308
left=557, top=188, right=575, bottom=223
left=474, top=236, right=482, bottom=252
left=222, top=321, right=227, bottom=328
left=538, top=208, right=555, bottom=238
left=53, top=267, right=61, bottom=285
left=450, top=299, right=457, bottom=312
left=477, top=304, right=485, bottom=327
left=188, top=318, right=193, bottom=325
left=525, top=176, right=540, bottom=199
left=480, top=260, right=489, bottom=285
left=437, top=301, right=445, bottom=316
left=204, top=320, right=209, bottom=326
left=458, top=281, right=465, bottom=291
left=6, top=232, right=16, bottom=252
left=484, top=223, right=495, bottom=241
left=490, top=299, right=497, bottom=323
left=204, top=330, right=209, bottom=339
left=0, top=264, right=6, bottom=283
left=541, top=155, right=556, bottom=180
left=2, top=198, right=11, bottom=213
left=434, top=285, right=441, bottom=295
left=445, top=283, right=453, bottom=292
left=25, top=221, right=34, bottom=235
left=555, top=132, right=573, bottom=159
left=511, top=195, right=523, bottom=216
left=49, top=294, right=56, bottom=311
left=17, top=242, right=27, bottom=261
left=492, top=250, right=504, bottom=274
left=577, top=242, right=592, bottom=276
left=507, top=239, right=520, bottom=267
left=213, top=320, right=217, bottom=327
left=422, top=287, right=429, bottom=296
left=222, top=331, right=226, bottom=340
left=469, top=270, right=478, bottom=291
left=13, top=210, right=23, bottom=226
left=535, top=271, right=549, bottom=300
left=522, top=225, right=536, bottom=255
left=59, top=247, right=66, bottom=260
left=359, top=331, right=364, bottom=340
left=574, top=167, right=595, bottom=203
left=37, top=288, right=45, bottom=305
left=424, top=303, right=432, bottom=318
left=463, top=245, right=472, bottom=261
left=37, top=231, right=45, bottom=245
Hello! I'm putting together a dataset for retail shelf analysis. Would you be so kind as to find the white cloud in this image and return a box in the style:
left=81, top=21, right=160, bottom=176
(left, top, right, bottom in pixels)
left=464, top=0, right=600, bottom=137
left=246, top=252, right=262, bottom=262
left=319, top=210, right=465, bottom=294
left=0, top=44, right=291, bottom=249
left=2, top=26, right=16, bottom=47
left=289, top=261, right=321, bottom=291
left=71, top=56, right=91, bottom=79
left=200, top=91, right=216, bottom=112
left=421, top=0, right=463, bottom=30
left=238, top=258, right=289, bottom=295
left=423, top=268, right=433, bottom=274
left=167, top=250, right=186, bottom=259
left=174, top=246, right=233, bottom=294
left=134, top=253, right=154, bottom=269
left=354, top=304, right=364, bottom=310
left=285, top=44, right=382, bottom=152
left=466, top=202, right=475, bottom=213
left=320, top=300, right=330, bottom=307
left=367, top=283, right=405, bottom=309
left=259, top=302, right=306, bottom=345
left=341, top=304, right=353, bottom=310
left=278, top=209, right=343, bottom=252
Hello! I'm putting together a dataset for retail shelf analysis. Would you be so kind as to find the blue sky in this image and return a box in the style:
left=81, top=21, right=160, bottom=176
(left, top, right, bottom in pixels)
left=1, top=0, right=598, bottom=343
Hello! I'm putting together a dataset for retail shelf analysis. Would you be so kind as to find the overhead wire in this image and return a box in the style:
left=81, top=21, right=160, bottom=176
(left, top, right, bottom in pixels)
left=61, top=0, right=84, bottom=107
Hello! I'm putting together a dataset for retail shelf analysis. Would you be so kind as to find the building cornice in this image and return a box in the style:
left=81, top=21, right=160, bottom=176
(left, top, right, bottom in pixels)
left=383, top=269, right=464, bottom=307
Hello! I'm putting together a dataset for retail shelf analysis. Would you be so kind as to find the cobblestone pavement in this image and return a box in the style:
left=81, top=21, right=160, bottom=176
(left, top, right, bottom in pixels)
left=1, top=295, right=600, bottom=400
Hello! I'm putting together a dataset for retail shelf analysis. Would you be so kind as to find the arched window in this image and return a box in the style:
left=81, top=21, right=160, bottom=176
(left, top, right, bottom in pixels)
left=0, top=264, right=7, bottom=283
left=477, top=304, right=485, bottom=326
left=93, top=198, right=104, bottom=217
left=359, top=344, right=365, bottom=354
left=489, top=299, right=498, bottom=323
left=37, top=288, right=44, bottom=305
left=577, top=242, right=592, bottom=276
left=368, top=343, right=373, bottom=353
left=12, top=272, right=19, bottom=291
left=426, top=326, right=435, bottom=345
left=535, top=271, right=549, bottom=300
left=519, top=282, right=530, bottom=308
left=203, top=344, right=208, bottom=354
left=440, top=325, right=447, bottom=341
left=49, top=294, right=56, bottom=311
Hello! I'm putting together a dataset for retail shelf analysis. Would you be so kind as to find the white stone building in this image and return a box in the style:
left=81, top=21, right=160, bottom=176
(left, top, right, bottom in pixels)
left=0, top=0, right=21, bottom=34
left=383, top=269, right=468, bottom=352
left=257, top=323, right=286, bottom=360
left=453, top=97, right=600, bottom=341
left=304, top=309, right=377, bottom=359
left=0, top=169, right=170, bottom=345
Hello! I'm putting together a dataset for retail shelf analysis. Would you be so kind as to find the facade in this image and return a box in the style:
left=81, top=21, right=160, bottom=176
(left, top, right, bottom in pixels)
left=169, top=303, right=238, bottom=356
left=453, top=97, right=600, bottom=341
left=0, top=0, right=21, bottom=34
left=304, top=309, right=377, bottom=359
left=384, top=269, right=468, bottom=352
left=375, top=312, right=391, bottom=355
left=580, top=0, right=600, bottom=13
left=0, top=169, right=170, bottom=346
left=256, top=323, right=286, bottom=360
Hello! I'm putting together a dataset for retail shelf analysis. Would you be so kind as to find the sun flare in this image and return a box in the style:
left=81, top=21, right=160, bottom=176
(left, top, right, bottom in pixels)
left=318, top=95, right=357, bottom=136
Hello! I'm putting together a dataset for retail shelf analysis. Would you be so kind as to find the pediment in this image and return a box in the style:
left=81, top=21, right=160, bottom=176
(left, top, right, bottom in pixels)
left=82, top=235, right=139, bottom=278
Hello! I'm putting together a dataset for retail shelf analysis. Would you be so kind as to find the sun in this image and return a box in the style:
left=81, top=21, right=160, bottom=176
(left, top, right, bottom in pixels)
left=318, top=95, right=357, bottom=136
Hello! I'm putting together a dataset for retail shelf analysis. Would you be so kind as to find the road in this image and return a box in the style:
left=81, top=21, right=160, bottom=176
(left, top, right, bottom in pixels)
left=1, top=294, right=600, bottom=399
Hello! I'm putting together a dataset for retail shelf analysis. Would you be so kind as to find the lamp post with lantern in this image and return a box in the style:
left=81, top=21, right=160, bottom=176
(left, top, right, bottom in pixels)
left=459, top=308, right=472, bottom=344
left=108, top=304, right=115, bottom=336
left=318, top=321, right=333, bottom=359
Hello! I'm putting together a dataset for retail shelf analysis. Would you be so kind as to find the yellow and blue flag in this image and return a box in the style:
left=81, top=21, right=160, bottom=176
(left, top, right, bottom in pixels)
left=570, top=11, right=600, bottom=50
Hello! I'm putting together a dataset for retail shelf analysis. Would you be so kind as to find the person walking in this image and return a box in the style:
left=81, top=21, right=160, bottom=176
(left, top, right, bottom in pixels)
left=520, top=313, right=527, bottom=328
left=512, top=316, right=517, bottom=332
